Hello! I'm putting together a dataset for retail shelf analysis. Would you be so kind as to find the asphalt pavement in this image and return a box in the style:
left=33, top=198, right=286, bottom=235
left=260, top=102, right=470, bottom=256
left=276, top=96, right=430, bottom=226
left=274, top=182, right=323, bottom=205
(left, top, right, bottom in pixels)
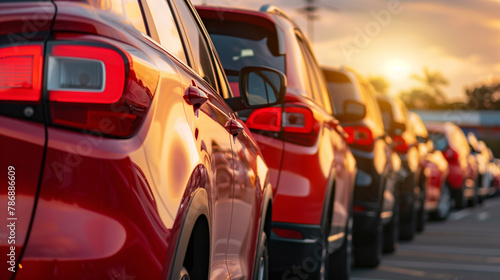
left=352, top=195, right=500, bottom=280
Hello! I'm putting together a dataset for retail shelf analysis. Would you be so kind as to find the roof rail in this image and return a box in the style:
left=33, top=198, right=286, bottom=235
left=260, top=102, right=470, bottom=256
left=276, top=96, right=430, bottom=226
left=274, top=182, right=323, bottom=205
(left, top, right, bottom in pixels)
left=260, top=4, right=292, bottom=21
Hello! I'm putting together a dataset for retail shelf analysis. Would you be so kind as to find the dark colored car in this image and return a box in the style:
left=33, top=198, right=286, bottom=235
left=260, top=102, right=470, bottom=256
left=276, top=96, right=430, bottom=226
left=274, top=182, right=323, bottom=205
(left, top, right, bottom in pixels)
left=197, top=5, right=357, bottom=279
left=377, top=97, right=424, bottom=240
left=0, top=0, right=287, bottom=279
left=427, top=122, right=477, bottom=209
left=409, top=112, right=451, bottom=220
left=322, top=67, right=400, bottom=266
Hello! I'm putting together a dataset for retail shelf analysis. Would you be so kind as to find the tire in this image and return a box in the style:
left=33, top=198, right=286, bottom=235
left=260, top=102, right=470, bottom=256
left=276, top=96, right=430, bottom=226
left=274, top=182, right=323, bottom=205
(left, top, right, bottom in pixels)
left=330, top=216, right=353, bottom=280
left=399, top=203, right=416, bottom=241
left=416, top=190, right=426, bottom=233
left=383, top=197, right=399, bottom=253
left=254, top=232, right=269, bottom=280
left=467, top=191, right=477, bottom=207
left=354, top=222, right=382, bottom=268
left=455, top=186, right=467, bottom=209
left=179, top=267, right=190, bottom=280
left=430, top=184, right=451, bottom=221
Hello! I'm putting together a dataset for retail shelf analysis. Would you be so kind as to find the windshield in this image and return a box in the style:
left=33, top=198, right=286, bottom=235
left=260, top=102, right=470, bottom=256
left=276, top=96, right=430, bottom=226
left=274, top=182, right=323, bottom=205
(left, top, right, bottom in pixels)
left=203, top=19, right=285, bottom=85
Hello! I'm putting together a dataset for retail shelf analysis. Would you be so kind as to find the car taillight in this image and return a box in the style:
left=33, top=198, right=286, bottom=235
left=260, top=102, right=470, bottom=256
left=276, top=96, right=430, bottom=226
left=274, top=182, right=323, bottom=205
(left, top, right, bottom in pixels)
left=343, top=125, right=374, bottom=151
left=0, top=45, right=43, bottom=101
left=246, top=107, right=281, bottom=132
left=283, top=105, right=319, bottom=146
left=47, top=43, right=157, bottom=138
left=392, top=135, right=409, bottom=154
left=246, top=104, right=319, bottom=146
left=443, top=147, right=459, bottom=162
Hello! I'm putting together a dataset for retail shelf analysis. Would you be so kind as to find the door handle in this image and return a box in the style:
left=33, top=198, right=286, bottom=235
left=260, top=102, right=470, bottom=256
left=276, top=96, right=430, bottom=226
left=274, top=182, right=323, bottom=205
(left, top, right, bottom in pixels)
left=184, top=85, right=208, bottom=118
left=225, top=119, right=244, bottom=143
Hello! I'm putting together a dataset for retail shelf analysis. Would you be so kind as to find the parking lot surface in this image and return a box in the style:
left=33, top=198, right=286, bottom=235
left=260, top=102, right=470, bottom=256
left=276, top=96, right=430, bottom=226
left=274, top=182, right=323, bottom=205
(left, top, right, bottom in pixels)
left=352, top=196, right=500, bottom=280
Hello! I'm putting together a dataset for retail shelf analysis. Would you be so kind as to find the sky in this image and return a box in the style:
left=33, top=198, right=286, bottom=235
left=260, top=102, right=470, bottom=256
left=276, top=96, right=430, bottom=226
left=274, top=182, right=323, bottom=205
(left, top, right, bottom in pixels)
left=192, top=0, right=500, bottom=102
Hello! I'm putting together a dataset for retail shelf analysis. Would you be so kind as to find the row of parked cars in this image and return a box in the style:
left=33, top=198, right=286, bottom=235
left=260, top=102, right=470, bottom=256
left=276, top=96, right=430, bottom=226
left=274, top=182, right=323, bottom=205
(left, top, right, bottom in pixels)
left=1, top=1, right=499, bottom=280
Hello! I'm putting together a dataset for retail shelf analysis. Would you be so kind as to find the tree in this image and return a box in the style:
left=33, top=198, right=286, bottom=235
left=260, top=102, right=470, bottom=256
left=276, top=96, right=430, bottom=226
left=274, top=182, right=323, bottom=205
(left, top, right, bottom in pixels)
left=368, top=76, right=390, bottom=96
left=410, top=67, right=449, bottom=104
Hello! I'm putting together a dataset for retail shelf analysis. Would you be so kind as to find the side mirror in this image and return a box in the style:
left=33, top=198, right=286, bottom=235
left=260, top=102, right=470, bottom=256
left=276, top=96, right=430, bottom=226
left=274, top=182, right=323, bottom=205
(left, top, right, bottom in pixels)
left=225, top=66, right=286, bottom=111
left=336, top=100, right=366, bottom=122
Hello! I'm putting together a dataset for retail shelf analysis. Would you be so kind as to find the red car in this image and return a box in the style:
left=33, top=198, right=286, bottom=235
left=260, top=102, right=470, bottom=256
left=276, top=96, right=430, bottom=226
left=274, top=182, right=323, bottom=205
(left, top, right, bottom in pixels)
left=197, top=5, right=357, bottom=279
left=427, top=122, right=477, bottom=209
left=0, top=0, right=287, bottom=279
left=408, top=113, right=451, bottom=220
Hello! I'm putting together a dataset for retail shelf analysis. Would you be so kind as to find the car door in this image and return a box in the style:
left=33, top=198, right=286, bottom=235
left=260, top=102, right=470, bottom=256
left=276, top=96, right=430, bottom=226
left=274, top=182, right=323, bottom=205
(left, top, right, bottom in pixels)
left=170, top=0, right=235, bottom=278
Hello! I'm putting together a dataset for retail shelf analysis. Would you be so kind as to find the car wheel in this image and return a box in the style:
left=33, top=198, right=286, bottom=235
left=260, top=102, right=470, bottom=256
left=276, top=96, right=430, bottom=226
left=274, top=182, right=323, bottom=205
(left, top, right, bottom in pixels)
left=354, top=221, right=382, bottom=268
left=330, top=215, right=353, bottom=280
left=416, top=190, right=426, bottom=233
left=254, top=231, right=269, bottom=280
left=467, top=190, right=477, bottom=207
left=455, top=185, right=467, bottom=209
left=179, top=267, right=190, bottom=280
left=430, top=184, right=451, bottom=220
left=383, top=197, right=399, bottom=253
left=399, top=203, right=416, bottom=241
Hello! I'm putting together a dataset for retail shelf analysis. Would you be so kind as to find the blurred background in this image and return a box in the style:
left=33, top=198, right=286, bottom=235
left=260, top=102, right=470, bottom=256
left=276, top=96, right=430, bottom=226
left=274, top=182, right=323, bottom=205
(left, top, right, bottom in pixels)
left=193, top=0, right=500, bottom=156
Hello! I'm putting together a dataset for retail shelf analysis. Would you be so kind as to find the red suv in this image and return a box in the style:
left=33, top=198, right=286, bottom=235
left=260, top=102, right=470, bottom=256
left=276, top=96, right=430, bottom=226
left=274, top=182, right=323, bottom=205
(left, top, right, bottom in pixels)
left=197, top=5, right=357, bottom=279
left=0, top=0, right=286, bottom=279
left=427, top=122, right=477, bottom=209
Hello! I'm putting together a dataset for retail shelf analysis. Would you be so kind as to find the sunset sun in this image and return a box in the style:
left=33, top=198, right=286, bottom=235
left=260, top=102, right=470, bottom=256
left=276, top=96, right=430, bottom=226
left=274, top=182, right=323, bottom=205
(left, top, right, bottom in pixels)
left=385, top=59, right=410, bottom=80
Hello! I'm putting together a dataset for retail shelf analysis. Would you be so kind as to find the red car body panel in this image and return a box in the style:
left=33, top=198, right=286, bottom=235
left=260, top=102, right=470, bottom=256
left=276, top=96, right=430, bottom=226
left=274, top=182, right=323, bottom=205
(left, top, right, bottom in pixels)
left=197, top=7, right=356, bottom=274
left=1, top=1, right=272, bottom=279
left=427, top=122, right=476, bottom=200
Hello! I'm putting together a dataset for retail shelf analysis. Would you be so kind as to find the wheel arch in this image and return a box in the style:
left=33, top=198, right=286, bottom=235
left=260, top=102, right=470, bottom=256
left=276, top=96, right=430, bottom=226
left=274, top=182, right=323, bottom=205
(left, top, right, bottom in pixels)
left=167, top=187, right=210, bottom=280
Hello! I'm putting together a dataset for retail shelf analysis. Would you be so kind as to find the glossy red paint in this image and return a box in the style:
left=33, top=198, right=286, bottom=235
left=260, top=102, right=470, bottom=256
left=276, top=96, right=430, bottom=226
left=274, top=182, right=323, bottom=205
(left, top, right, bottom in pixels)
left=198, top=5, right=357, bottom=274
left=1, top=1, right=274, bottom=279
left=427, top=122, right=477, bottom=199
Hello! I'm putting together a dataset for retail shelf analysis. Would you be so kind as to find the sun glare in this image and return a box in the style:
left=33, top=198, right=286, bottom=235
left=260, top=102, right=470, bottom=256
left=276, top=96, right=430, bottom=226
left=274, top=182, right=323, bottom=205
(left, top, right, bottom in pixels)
left=385, top=59, right=409, bottom=80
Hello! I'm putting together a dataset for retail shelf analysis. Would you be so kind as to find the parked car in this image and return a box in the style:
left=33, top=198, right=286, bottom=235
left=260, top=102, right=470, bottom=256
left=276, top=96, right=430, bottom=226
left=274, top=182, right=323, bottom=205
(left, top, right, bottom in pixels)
left=467, top=133, right=493, bottom=203
left=376, top=97, right=424, bottom=240
left=486, top=148, right=499, bottom=196
left=408, top=113, right=451, bottom=220
left=0, top=0, right=287, bottom=279
left=322, top=67, right=400, bottom=265
left=198, top=5, right=357, bottom=279
left=427, top=122, right=477, bottom=209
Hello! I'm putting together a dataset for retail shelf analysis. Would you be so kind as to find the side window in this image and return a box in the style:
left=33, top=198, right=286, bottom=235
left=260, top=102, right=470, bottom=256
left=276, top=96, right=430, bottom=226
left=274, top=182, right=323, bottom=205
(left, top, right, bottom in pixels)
left=296, top=35, right=322, bottom=104
left=362, top=82, right=384, bottom=130
left=143, top=0, right=186, bottom=63
left=296, top=34, right=332, bottom=114
left=172, top=0, right=218, bottom=89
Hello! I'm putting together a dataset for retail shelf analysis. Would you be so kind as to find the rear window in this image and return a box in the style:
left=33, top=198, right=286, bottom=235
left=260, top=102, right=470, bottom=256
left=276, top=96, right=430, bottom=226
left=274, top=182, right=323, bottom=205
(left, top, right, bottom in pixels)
left=202, top=19, right=285, bottom=83
left=323, top=70, right=363, bottom=115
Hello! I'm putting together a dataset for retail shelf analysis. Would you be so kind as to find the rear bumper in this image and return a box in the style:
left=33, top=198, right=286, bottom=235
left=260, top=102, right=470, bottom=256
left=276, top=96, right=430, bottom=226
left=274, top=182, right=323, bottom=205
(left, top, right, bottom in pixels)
left=269, top=222, right=323, bottom=274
